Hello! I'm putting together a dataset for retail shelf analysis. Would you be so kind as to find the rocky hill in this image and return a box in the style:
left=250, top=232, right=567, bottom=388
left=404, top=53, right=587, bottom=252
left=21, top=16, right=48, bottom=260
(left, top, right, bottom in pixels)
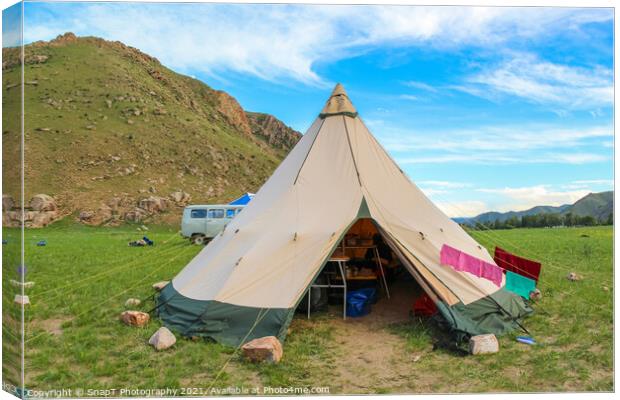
left=2, top=33, right=301, bottom=226
left=246, top=112, right=301, bottom=156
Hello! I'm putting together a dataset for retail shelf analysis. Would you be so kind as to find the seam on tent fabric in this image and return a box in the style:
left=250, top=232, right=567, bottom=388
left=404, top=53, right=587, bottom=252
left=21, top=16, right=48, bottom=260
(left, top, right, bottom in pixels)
left=293, top=118, right=326, bottom=185
left=357, top=135, right=467, bottom=301
left=342, top=115, right=362, bottom=187
left=215, top=234, right=331, bottom=304
left=359, top=115, right=458, bottom=222
left=174, top=195, right=304, bottom=297
left=276, top=200, right=368, bottom=339
left=363, top=186, right=468, bottom=304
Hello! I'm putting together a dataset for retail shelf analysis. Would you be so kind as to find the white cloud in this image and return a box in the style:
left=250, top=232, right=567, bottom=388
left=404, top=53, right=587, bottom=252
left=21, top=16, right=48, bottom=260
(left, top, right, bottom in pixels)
left=435, top=200, right=489, bottom=218
left=377, top=122, right=612, bottom=165
left=562, top=179, right=614, bottom=190
left=459, top=52, right=613, bottom=110
left=23, top=4, right=612, bottom=85
left=403, top=81, right=438, bottom=93
left=399, top=94, right=419, bottom=101
left=417, top=180, right=471, bottom=189
left=476, top=185, right=592, bottom=211
left=396, top=152, right=608, bottom=165
left=381, top=125, right=612, bottom=153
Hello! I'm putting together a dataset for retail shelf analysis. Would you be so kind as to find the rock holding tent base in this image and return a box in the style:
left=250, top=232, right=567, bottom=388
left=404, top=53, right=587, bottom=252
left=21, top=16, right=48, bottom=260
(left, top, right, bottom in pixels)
left=125, top=298, right=141, bottom=307
left=529, top=288, right=542, bottom=301
left=14, top=295, right=30, bottom=305
left=241, top=336, right=283, bottom=363
left=469, top=334, right=498, bottom=355
left=120, top=311, right=150, bottom=327
left=148, top=327, right=176, bottom=350
left=152, top=281, right=169, bottom=291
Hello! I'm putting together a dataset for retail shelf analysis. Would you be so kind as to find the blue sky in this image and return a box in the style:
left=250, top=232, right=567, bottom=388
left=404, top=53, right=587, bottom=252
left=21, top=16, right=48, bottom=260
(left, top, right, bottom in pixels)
left=8, top=3, right=615, bottom=217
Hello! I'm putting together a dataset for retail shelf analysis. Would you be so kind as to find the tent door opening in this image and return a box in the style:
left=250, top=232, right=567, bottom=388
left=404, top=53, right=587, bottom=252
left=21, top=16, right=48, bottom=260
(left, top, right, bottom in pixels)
left=300, top=218, right=430, bottom=321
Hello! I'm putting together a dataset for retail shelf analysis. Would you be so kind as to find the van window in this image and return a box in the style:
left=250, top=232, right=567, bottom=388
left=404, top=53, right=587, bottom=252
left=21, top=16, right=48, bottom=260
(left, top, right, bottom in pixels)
left=226, top=209, right=235, bottom=218
left=190, top=209, right=207, bottom=218
left=208, top=209, right=225, bottom=219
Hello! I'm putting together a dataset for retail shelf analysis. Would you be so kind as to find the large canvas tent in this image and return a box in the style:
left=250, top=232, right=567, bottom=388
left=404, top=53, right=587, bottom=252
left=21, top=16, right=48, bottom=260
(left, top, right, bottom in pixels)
left=157, top=84, right=531, bottom=346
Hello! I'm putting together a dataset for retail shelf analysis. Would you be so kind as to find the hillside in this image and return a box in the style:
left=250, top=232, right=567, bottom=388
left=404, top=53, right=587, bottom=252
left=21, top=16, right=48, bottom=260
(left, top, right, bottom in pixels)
left=457, top=191, right=613, bottom=225
left=569, top=191, right=613, bottom=220
left=2, top=33, right=301, bottom=226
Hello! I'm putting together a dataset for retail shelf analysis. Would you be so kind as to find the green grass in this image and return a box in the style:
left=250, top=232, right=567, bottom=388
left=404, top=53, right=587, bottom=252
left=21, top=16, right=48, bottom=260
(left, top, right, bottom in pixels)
left=2, top=224, right=613, bottom=394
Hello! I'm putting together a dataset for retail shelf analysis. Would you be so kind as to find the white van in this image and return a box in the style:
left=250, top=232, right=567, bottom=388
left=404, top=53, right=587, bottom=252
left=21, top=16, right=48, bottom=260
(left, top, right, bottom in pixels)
left=181, top=204, right=245, bottom=244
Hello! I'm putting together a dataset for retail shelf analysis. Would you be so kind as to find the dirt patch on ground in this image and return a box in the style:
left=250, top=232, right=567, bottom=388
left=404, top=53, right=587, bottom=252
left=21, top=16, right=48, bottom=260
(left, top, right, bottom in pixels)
left=33, top=316, right=74, bottom=336
left=324, top=279, right=439, bottom=393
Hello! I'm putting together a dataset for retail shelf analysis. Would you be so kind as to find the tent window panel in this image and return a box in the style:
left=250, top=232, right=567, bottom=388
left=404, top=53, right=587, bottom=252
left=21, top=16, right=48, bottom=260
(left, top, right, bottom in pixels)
left=208, top=209, right=225, bottom=219
left=226, top=209, right=236, bottom=218
left=191, top=209, right=207, bottom=219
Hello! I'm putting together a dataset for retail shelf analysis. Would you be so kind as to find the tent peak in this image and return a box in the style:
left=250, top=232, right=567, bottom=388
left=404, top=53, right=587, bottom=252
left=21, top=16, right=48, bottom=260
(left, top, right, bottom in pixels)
left=320, top=83, right=358, bottom=119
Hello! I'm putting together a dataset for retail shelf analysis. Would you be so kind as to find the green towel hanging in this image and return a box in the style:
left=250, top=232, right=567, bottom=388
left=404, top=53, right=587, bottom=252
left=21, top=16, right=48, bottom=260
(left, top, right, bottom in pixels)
left=505, top=271, right=536, bottom=299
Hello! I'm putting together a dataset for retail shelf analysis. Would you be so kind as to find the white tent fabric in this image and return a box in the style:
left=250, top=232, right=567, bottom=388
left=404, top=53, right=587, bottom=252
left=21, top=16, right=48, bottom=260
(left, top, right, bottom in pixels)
left=172, top=84, right=504, bottom=309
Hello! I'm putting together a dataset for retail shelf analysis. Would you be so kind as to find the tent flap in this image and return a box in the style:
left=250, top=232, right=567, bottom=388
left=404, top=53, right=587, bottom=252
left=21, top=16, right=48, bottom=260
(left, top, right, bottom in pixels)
left=435, top=288, right=533, bottom=342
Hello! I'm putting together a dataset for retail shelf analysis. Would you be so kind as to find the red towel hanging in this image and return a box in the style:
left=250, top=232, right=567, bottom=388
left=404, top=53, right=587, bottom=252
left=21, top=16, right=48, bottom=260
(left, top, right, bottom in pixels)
left=494, top=247, right=541, bottom=282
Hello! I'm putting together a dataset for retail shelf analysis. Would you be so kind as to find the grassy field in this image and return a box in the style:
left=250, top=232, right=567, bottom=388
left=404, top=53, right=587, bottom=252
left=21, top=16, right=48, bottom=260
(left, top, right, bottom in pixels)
left=2, top=222, right=613, bottom=394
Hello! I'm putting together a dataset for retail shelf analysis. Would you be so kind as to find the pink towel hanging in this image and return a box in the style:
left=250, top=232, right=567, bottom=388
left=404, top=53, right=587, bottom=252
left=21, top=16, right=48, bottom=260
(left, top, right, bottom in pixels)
left=440, top=244, right=502, bottom=287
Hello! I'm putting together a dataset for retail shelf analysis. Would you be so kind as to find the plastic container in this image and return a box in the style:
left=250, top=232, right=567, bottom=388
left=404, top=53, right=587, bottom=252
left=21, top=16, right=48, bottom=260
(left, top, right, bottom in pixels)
left=346, top=287, right=377, bottom=317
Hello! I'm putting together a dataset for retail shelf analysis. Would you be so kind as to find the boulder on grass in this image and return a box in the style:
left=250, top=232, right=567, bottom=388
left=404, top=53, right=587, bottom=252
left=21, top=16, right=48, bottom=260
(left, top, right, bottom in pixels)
left=120, top=310, right=150, bottom=327
left=152, top=281, right=169, bottom=291
left=567, top=272, right=583, bottom=281
left=125, top=298, right=141, bottom=307
left=469, top=334, right=499, bottom=355
left=148, top=327, right=176, bottom=350
left=14, top=295, right=30, bottom=305
left=241, top=336, right=283, bottom=363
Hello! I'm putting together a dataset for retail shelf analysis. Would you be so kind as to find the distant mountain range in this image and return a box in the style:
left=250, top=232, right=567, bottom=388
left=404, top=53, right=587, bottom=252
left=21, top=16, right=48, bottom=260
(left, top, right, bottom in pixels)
left=454, top=191, right=613, bottom=225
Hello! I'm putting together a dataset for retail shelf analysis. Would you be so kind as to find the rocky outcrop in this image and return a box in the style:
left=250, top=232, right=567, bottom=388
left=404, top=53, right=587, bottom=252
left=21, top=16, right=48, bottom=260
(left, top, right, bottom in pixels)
left=124, top=207, right=149, bottom=223
left=170, top=191, right=191, bottom=205
left=3, top=194, right=14, bottom=211
left=215, top=91, right=251, bottom=135
left=2, top=194, right=60, bottom=228
left=49, top=32, right=78, bottom=46
left=247, top=112, right=301, bottom=152
left=138, top=196, right=168, bottom=213
left=30, top=194, right=57, bottom=212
